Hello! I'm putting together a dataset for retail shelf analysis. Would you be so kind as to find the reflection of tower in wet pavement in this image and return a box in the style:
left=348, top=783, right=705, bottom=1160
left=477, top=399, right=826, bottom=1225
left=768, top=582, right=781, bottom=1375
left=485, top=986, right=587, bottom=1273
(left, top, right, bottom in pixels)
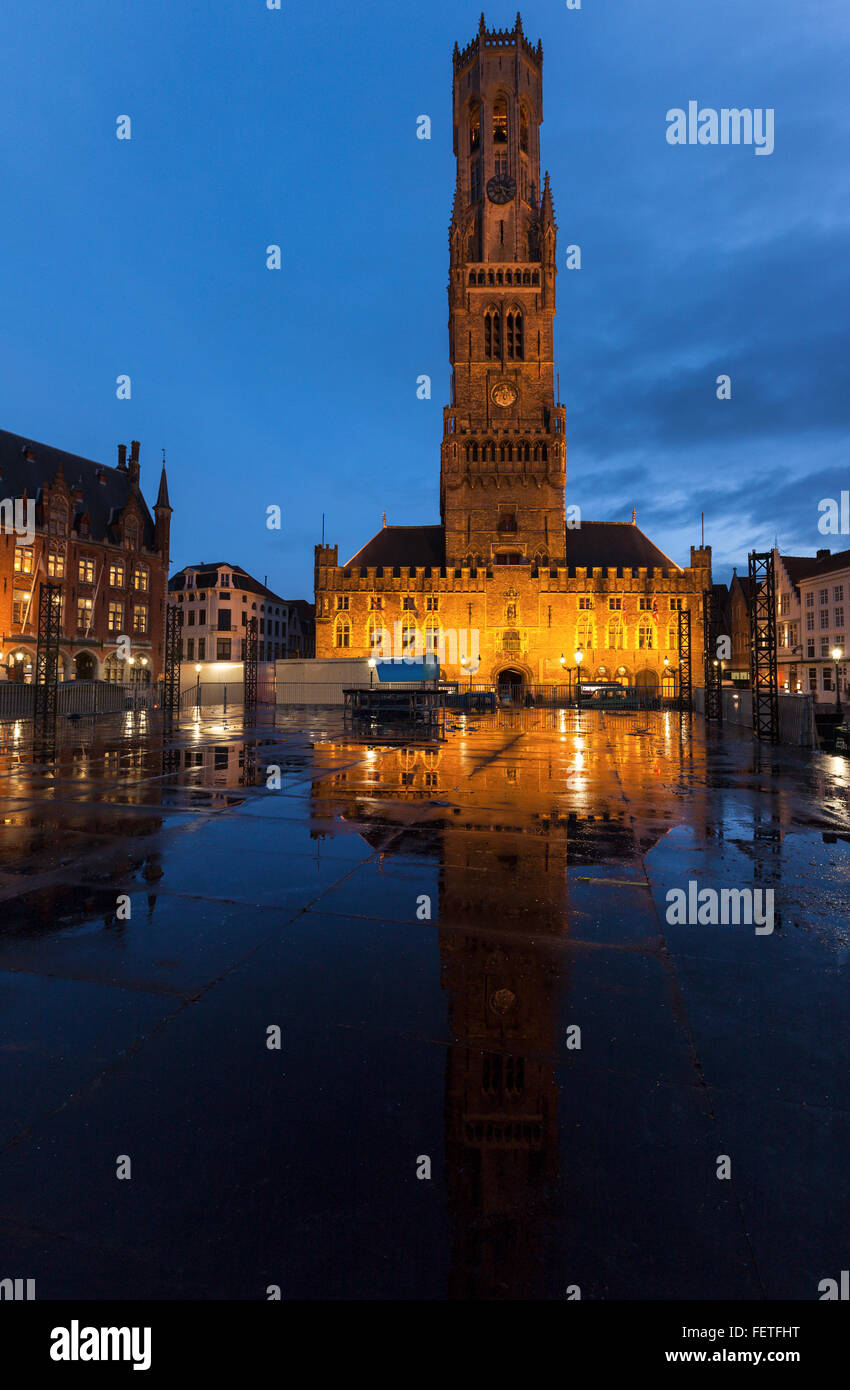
left=437, top=754, right=566, bottom=1300
left=307, top=733, right=583, bottom=1298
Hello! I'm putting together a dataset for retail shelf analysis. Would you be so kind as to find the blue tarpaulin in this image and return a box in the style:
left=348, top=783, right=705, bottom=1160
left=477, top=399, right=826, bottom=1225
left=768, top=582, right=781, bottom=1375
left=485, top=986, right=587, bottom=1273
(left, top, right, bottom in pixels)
left=374, top=660, right=440, bottom=683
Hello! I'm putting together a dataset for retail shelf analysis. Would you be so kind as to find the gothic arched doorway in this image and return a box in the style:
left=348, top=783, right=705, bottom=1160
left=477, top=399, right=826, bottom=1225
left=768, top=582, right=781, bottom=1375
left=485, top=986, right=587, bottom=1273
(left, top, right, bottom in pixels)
left=74, top=651, right=97, bottom=681
left=497, top=667, right=525, bottom=702
left=635, top=669, right=658, bottom=692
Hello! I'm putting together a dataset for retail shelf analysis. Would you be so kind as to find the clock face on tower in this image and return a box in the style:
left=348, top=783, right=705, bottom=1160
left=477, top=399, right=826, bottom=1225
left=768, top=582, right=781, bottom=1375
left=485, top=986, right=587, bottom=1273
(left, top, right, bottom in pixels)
left=486, top=173, right=516, bottom=204
left=491, top=381, right=517, bottom=408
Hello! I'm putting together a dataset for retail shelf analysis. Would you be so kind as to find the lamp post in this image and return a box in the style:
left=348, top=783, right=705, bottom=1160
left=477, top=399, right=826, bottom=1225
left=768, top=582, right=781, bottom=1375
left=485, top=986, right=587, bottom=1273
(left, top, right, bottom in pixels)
left=368, top=657, right=376, bottom=689
left=575, top=648, right=584, bottom=710
left=832, top=645, right=843, bottom=718
left=195, top=662, right=202, bottom=708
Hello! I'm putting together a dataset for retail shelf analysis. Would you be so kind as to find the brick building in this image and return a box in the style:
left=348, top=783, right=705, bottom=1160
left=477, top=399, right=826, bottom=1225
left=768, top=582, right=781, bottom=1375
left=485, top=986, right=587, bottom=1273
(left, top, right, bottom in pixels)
left=314, top=16, right=709, bottom=691
left=0, top=431, right=171, bottom=683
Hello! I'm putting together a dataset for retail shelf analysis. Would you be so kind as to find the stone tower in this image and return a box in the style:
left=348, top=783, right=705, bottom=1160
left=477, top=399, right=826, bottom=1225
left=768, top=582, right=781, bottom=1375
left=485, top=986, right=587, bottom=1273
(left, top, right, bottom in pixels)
left=440, top=14, right=566, bottom=570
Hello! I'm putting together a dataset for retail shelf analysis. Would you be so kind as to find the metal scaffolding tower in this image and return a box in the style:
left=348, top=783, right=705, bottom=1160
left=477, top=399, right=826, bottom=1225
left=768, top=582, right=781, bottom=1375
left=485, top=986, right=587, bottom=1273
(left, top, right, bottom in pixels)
left=748, top=550, right=779, bottom=743
left=677, top=607, right=692, bottom=712
left=703, top=588, right=723, bottom=724
left=244, top=616, right=258, bottom=721
left=162, top=603, right=181, bottom=720
left=34, top=581, right=62, bottom=751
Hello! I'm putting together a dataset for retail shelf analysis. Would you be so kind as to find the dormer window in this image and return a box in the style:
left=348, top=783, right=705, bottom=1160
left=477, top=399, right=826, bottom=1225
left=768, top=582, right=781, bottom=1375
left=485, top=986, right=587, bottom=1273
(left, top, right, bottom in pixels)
left=124, top=519, right=138, bottom=551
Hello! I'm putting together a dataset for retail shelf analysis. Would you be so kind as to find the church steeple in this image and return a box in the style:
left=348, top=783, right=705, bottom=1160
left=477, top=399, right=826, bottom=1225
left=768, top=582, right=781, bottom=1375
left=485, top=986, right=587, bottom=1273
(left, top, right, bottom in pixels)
left=440, top=16, right=566, bottom=569
left=154, top=455, right=172, bottom=564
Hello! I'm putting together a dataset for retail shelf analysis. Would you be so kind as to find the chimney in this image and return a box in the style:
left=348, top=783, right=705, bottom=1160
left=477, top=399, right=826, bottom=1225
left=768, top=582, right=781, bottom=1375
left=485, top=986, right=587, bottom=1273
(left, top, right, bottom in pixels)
left=129, top=440, right=140, bottom=485
left=817, top=548, right=831, bottom=560
left=117, top=444, right=127, bottom=470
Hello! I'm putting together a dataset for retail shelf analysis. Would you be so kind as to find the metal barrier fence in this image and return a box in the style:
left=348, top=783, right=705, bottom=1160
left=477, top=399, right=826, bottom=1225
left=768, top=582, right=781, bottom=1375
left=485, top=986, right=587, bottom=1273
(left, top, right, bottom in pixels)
left=0, top=680, right=154, bottom=721
left=179, top=680, right=276, bottom=712
left=276, top=679, right=682, bottom=710
left=693, top=686, right=816, bottom=747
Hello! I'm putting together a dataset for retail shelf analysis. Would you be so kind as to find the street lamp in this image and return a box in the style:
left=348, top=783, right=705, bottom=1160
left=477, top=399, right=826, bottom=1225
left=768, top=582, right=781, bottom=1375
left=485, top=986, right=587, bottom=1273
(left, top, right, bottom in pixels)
left=368, top=656, right=376, bottom=688
left=575, top=647, right=584, bottom=710
left=832, top=645, right=843, bottom=718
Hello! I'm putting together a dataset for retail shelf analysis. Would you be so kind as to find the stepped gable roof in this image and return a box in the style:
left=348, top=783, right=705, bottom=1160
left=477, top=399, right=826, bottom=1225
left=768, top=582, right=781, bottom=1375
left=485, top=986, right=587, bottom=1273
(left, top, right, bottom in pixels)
left=567, top=521, right=682, bottom=571
left=344, top=525, right=446, bottom=570
left=0, top=427, right=155, bottom=546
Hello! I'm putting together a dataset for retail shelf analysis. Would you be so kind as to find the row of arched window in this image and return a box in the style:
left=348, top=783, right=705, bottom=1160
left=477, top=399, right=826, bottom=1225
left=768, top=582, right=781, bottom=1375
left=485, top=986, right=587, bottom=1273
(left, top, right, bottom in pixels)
left=469, top=268, right=540, bottom=287
left=465, top=442, right=548, bottom=463
left=333, top=615, right=681, bottom=653
left=335, top=617, right=444, bottom=652
left=575, top=619, right=681, bottom=652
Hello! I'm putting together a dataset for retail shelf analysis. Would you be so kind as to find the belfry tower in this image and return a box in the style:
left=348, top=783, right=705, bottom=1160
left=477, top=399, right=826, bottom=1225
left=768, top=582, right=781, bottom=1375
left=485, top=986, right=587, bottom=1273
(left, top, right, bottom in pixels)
left=441, top=14, right=566, bottom=569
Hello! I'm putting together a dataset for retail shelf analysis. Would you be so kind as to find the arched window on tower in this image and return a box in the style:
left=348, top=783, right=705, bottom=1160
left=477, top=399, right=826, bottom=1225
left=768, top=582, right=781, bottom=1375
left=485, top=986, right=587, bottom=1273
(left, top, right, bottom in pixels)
left=469, top=101, right=480, bottom=152
left=520, top=106, right=529, bottom=153
left=505, top=310, right=524, bottom=360
left=493, top=95, right=508, bottom=145
left=484, top=309, right=501, bottom=359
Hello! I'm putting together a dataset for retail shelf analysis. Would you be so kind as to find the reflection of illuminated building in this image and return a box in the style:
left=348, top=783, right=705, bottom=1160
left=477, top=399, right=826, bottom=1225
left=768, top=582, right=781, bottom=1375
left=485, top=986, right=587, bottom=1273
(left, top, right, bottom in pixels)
left=438, top=762, right=565, bottom=1299
left=310, top=714, right=685, bottom=1297
left=314, top=18, right=711, bottom=696
left=311, top=727, right=569, bottom=1298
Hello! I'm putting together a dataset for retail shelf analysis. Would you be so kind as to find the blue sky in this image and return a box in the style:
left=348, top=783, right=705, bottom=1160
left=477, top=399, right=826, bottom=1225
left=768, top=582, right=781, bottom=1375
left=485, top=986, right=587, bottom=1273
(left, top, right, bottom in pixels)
left=1, top=0, right=848, bottom=594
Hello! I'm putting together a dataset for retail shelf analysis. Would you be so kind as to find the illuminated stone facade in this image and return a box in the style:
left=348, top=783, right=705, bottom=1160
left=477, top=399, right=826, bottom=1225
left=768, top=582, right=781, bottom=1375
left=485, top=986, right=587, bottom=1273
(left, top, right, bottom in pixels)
left=315, top=16, right=709, bottom=691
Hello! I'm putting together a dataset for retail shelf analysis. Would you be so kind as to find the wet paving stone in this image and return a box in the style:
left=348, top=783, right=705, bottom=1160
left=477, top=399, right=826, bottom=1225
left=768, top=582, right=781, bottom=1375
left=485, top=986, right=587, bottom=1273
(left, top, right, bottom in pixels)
left=0, top=706, right=847, bottom=1299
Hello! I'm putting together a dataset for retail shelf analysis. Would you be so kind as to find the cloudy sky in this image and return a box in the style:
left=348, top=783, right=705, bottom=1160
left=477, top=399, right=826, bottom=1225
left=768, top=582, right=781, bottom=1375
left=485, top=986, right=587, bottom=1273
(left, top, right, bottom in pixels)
left=1, top=0, right=848, bottom=594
